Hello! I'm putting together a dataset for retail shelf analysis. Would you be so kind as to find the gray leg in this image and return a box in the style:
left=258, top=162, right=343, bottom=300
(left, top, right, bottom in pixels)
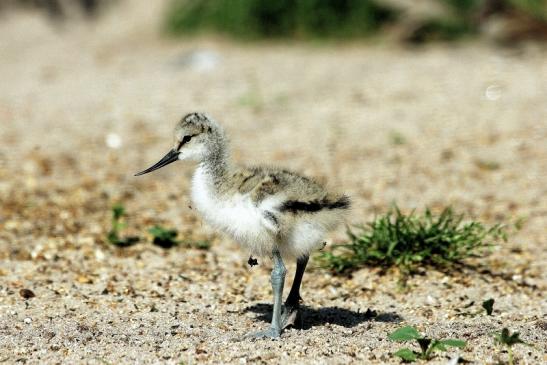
left=245, top=250, right=286, bottom=339
left=282, top=255, right=309, bottom=328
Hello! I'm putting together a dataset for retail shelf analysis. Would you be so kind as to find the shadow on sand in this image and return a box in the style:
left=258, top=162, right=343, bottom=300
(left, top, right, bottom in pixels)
left=245, top=303, right=403, bottom=330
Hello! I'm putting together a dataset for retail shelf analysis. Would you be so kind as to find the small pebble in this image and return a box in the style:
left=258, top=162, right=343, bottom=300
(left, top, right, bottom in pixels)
left=24, top=317, right=32, bottom=324
left=485, top=84, right=502, bottom=101
left=19, top=288, right=36, bottom=299
left=95, top=249, right=105, bottom=261
left=105, top=133, right=122, bottom=149
left=426, top=295, right=437, bottom=305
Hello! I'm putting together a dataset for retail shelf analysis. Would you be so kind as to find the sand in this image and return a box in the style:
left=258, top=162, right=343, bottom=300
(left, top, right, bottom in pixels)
left=0, top=2, right=545, bottom=364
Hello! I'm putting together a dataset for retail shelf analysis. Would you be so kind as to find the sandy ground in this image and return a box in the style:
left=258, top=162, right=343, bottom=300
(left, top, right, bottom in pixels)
left=0, top=2, right=546, bottom=364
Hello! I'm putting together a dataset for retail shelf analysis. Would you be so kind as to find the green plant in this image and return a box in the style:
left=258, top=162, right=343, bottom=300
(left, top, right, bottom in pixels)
left=389, top=326, right=466, bottom=362
left=455, top=297, right=497, bottom=317
left=493, top=328, right=531, bottom=365
left=237, top=89, right=264, bottom=111
left=148, top=225, right=180, bottom=248
left=389, top=131, right=406, bottom=145
left=190, top=240, right=211, bottom=250
left=148, top=225, right=210, bottom=250
left=475, top=159, right=501, bottom=171
left=482, top=298, right=495, bottom=315
left=318, top=206, right=507, bottom=276
left=164, top=0, right=396, bottom=39
left=107, top=204, right=139, bottom=247
left=508, top=0, right=547, bottom=21
left=164, top=0, right=547, bottom=43
left=405, top=0, right=547, bottom=43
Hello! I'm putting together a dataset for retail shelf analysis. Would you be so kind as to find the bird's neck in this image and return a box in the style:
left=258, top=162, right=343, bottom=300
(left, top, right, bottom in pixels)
left=199, top=140, right=231, bottom=187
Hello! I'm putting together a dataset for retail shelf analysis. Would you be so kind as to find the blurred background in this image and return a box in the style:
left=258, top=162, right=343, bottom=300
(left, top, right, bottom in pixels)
left=3, top=0, right=547, bottom=41
left=0, top=1, right=546, bottom=363
left=0, top=0, right=547, bottom=282
left=1, top=0, right=545, bottom=234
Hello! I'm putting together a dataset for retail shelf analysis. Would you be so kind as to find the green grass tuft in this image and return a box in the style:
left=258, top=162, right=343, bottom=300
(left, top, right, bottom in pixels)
left=164, top=0, right=547, bottom=42
left=164, top=0, right=396, bottom=39
left=317, top=206, right=507, bottom=275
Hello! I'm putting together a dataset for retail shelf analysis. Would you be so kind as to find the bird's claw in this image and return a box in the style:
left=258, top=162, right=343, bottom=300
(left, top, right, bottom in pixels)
left=244, top=327, right=281, bottom=340
left=281, top=304, right=300, bottom=329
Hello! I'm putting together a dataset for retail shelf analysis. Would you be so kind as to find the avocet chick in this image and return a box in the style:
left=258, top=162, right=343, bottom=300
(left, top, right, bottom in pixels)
left=136, top=113, right=350, bottom=339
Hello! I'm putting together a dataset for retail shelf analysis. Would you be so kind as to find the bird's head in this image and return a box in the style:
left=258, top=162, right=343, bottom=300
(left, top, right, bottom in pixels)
left=135, top=112, right=224, bottom=176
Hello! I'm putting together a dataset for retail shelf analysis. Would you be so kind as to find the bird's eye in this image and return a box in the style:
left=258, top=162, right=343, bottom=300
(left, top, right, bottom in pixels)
left=177, top=135, right=193, bottom=151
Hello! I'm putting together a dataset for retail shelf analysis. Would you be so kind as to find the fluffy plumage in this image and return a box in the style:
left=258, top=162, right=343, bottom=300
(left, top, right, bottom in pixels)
left=175, top=113, right=350, bottom=260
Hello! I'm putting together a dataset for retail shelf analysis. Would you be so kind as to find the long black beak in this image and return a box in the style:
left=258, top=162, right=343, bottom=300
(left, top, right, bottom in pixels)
left=135, top=149, right=180, bottom=176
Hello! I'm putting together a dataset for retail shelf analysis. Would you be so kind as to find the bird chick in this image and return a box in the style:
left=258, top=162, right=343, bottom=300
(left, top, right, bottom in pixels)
left=136, top=112, right=350, bottom=339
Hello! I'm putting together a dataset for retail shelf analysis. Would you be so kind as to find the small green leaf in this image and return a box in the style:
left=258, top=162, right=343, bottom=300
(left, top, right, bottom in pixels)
left=148, top=225, right=179, bottom=248
left=107, top=230, right=120, bottom=245
left=482, top=298, right=495, bottom=315
left=494, top=328, right=507, bottom=344
left=389, top=326, right=422, bottom=341
left=507, top=334, right=525, bottom=346
left=493, top=328, right=530, bottom=347
left=193, top=240, right=211, bottom=250
left=440, top=339, right=467, bottom=348
left=112, top=204, right=125, bottom=220
left=429, top=340, right=446, bottom=353
left=393, top=348, right=417, bottom=362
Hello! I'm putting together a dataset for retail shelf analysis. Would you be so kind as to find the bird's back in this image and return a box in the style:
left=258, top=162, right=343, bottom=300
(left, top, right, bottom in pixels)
left=225, top=165, right=348, bottom=209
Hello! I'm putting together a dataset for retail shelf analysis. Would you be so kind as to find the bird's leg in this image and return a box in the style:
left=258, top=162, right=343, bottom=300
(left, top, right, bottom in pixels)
left=270, top=251, right=286, bottom=333
left=245, top=250, right=286, bottom=339
left=281, top=255, right=308, bottom=328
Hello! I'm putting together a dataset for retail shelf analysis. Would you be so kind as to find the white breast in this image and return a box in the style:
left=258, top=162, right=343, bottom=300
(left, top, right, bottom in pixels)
left=191, top=166, right=278, bottom=256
